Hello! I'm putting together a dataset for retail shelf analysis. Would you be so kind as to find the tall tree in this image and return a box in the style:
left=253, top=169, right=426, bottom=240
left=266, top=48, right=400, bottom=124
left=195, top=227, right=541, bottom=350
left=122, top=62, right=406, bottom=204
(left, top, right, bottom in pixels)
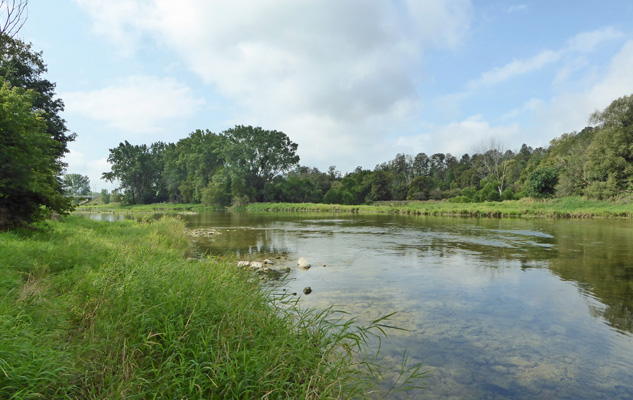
left=586, top=95, right=633, bottom=192
left=0, top=80, right=72, bottom=228
left=102, top=141, right=164, bottom=204
left=474, top=139, right=514, bottom=196
left=63, top=173, right=90, bottom=196
left=222, top=125, right=299, bottom=201
left=0, top=34, right=74, bottom=159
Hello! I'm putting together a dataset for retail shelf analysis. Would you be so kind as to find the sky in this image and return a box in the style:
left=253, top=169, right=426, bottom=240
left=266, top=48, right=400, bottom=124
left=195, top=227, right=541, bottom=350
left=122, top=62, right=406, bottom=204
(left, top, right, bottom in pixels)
left=16, top=0, right=633, bottom=190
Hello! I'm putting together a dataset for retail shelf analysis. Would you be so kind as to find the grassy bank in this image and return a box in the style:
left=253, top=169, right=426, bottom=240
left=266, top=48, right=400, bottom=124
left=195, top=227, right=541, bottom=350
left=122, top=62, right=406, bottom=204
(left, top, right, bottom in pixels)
left=238, top=197, right=633, bottom=219
left=0, top=216, right=420, bottom=399
left=78, top=196, right=633, bottom=219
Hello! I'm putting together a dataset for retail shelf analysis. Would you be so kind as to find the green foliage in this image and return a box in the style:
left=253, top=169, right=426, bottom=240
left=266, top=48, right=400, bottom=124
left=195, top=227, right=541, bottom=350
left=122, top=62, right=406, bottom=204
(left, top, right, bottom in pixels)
left=586, top=94, right=633, bottom=190
left=407, top=176, right=432, bottom=200
left=0, top=34, right=74, bottom=158
left=100, top=189, right=110, bottom=204
left=0, top=217, right=426, bottom=398
left=102, top=141, right=167, bottom=204
left=223, top=125, right=300, bottom=201
left=525, top=167, right=559, bottom=198
left=501, top=187, right=515, bottom=201
left=0, top=80, right=73, bottom=229
left=63, top=173, right=90, bottom=196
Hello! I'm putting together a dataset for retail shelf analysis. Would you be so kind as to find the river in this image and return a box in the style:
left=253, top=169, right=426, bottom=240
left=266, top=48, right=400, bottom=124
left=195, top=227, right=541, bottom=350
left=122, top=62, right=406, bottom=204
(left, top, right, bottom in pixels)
left=82, top=211, right=633, bottom=399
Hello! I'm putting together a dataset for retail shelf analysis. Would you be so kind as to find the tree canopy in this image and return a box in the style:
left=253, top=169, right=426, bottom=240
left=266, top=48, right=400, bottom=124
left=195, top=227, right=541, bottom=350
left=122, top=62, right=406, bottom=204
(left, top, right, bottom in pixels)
left=0, top=79, right=72, bottom=228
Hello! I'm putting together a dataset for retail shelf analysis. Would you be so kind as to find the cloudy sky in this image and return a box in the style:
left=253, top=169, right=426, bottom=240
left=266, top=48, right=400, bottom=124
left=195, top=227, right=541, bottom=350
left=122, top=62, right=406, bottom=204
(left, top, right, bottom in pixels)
left=19, top=0, right=633, bottom=190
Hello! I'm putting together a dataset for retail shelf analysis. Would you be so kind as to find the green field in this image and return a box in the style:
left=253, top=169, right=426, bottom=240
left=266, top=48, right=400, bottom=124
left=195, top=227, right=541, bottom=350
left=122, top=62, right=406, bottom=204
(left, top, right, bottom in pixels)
left=0, top=216, right=422, bottom=399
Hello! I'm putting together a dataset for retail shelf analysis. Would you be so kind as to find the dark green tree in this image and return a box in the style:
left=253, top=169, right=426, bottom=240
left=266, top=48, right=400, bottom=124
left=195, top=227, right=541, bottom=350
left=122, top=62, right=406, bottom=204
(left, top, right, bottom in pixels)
left=586, top=95, right=633, bottom=192
left=222, top=125, right=300, bottom=202
left=525, top=167, right=559, bottom=198
left=0, top=34, right=74, bottom=159
left=0, top=79, right=72, bottom=228
left=102, top=141, right=165, bottom=204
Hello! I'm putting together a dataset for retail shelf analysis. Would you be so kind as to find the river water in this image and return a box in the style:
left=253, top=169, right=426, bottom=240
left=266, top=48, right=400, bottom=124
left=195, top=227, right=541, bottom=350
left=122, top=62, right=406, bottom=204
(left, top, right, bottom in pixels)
left=82, top=211, right=633, bottom=399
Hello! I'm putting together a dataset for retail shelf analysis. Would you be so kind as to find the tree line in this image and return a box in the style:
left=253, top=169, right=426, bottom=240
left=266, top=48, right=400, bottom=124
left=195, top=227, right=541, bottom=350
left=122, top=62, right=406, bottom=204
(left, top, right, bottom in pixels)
left=2, top=16, right=633, bottom=230
left=101, top=93, right=633, bottom=206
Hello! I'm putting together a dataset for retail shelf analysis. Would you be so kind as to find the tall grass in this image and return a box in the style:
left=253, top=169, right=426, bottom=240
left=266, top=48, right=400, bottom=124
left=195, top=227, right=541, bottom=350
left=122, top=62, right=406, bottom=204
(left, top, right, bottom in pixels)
left=0, top=216, right=424, bottom=399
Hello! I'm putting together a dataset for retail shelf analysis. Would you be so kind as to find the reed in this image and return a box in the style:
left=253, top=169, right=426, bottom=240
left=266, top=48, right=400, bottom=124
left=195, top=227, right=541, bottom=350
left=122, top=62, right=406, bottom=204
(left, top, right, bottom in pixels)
left=0, top=216, right=424, bottom=399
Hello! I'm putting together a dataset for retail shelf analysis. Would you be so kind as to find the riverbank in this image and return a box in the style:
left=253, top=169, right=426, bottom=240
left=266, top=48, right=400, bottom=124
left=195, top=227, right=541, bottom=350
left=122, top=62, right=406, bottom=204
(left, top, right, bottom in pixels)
left=239, top=197, right=633, bottom=218
left=0, top=216, right=414, bottom=398
left=78, top=197, right=633, bottom=219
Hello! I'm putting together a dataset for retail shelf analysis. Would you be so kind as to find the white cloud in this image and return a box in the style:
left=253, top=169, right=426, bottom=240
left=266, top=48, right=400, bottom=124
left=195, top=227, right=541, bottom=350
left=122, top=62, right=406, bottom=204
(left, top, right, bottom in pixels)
left=508, top=4, right=527, bottom=13
left=566, top=27, right=623, bottom=53
left=395, top=115, right=520, bottom=157
left=73, top=0, right=474, bottom=168
left=469, top=50, right=561, bottom=89
left=63, top=76, right=204, bottom=134
left=468, top=27, right=623, bottom=91
left=63, top=149, right=112, bottom=190
left=547, top=39, right=633, bottom=135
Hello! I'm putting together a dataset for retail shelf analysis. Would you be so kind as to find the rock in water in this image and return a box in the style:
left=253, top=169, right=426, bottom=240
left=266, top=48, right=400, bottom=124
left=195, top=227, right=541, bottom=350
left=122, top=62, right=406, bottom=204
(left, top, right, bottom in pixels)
left=250, top=261, right=263, bottom=269
left=297, top=257, right=311, bottom=270
left=303, top=287, right=312, bottom=295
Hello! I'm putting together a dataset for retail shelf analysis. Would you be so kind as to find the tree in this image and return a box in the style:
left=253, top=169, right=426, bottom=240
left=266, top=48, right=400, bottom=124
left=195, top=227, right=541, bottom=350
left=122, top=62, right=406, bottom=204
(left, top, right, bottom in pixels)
left=63, top=173, right=90, bottom=196
left=222, top=125, right=300, bottom=201
left=525, top=167, right=559, bottom=198
left=0, top=0, right=28, bottom=38
left=586, top=95, right=633, bottom=191
left=0, top=79, right=72, bottom=228
left=0, top=34, right=74, bottom=159
left=102, top=141, right=164, bottom=204
left=100, top=189, right=110, bottom=204
left=474, top=139, right=514, bottom=197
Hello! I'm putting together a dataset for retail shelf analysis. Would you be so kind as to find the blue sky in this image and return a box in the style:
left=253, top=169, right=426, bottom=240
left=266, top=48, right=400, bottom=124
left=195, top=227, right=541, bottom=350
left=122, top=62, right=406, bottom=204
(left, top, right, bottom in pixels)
left=17, top=0, right=633, bottom=190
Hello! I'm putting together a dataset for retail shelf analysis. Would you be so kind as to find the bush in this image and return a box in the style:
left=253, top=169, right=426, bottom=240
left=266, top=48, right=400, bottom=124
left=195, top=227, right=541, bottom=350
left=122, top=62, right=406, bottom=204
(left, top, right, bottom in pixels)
left=525, top=167, right=559, bottom=198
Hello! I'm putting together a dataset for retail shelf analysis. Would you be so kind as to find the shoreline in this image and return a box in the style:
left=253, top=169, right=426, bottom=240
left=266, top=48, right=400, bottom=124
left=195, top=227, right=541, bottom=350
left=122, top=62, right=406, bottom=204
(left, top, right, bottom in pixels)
left=78, top=196, right=633, bottom=219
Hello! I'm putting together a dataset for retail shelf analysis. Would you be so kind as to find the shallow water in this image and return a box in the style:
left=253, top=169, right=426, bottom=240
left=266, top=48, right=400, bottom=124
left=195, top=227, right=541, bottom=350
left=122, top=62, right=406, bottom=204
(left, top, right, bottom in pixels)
left=81, top=211, right=633, bottom=399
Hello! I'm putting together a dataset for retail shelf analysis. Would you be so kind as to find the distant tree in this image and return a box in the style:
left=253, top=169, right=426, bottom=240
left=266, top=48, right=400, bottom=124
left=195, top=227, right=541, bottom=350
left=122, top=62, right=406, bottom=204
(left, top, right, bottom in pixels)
left=222, top=125, right=300, bottom=202
left=474, top=139, right=514, bottom=197
left=407, top=176, right=432, bottom=200
left=100, top=189, right=110, bottom=204
left=368, top=170, right=392, bottom=201
left=63, top=173, right=90, bottom=196
left=0, top=79, right=72, bottom=228
left=525, top=167, right=559, bottom=198
left=102, top=141, right=164, bottom=204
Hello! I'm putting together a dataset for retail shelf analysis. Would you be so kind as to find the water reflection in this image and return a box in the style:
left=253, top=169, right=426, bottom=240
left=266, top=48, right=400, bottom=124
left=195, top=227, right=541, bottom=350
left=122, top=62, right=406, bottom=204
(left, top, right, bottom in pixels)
left=81, top=211, right=633, bottom=399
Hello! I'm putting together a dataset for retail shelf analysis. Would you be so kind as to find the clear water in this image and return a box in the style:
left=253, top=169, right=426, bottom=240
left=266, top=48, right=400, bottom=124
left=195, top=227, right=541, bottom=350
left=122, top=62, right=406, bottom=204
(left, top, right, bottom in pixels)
left=80, top=211, right=633, bottom=399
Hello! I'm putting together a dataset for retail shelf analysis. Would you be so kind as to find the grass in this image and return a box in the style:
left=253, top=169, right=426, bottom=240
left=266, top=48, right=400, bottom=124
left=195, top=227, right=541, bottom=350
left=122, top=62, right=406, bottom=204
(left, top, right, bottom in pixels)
left=79, top=196, right=633, bottom=219
left=0, top=216, right=424, bottom=399
left=237, top=196, right=633, bottom=219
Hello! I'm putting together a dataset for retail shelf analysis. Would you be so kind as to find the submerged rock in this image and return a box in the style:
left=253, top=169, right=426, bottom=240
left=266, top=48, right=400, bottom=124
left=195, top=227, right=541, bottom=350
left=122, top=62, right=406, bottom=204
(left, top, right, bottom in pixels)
left=303, top=287, right=312, bottom=295
left=297, top=257, right=311, bottom=270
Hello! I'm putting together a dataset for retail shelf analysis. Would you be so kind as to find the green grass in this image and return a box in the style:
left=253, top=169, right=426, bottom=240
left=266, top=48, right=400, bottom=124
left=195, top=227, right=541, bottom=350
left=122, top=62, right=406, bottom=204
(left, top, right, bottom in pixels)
left=237, top=196, right=633, bottom=219
left=0, top=216, right=424, bottom=399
